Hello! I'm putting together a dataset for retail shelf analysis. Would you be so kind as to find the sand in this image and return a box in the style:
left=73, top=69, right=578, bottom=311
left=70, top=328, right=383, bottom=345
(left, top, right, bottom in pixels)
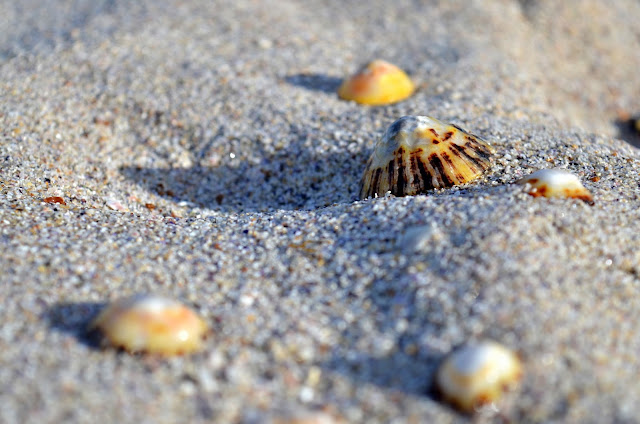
left=1, top=0, right=640, bottom=422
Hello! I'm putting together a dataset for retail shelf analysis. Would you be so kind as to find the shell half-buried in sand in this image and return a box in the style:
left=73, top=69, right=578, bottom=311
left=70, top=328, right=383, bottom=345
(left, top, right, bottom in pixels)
left=360, top=116, right=494, bottom=199
left=436, top=340, right=523, bottom=413
left=337, top=60, right=414, bottom=106
left=91, top=294, right=209, bottom=356
left=517, top=168, right=594, bottom=204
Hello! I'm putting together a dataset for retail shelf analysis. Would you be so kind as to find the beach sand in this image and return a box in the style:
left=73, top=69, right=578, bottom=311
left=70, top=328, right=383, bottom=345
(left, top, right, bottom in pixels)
left=1, top=1, right=640, bottom=422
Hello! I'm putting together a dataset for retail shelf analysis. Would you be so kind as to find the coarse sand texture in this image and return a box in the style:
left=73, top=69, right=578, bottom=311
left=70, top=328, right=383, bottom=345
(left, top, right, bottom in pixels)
left=2, top=0, right=640, bottom=423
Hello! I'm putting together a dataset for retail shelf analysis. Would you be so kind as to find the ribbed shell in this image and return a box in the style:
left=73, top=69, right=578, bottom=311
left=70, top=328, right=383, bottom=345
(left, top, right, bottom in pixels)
left=360, top=116, right=494, bottom=199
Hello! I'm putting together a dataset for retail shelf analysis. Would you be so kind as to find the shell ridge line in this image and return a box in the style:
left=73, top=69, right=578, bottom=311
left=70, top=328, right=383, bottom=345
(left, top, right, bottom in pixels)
left=428, top=153, right=453, bottom=188
left=395, top=149, right=407, bottom=196
left=416, top=154, right=435, bottom=191
left=417, top=149, right=437, bottom=189
left=386, top=158, right=395, bottom=196
left=369, top=168, right=382, bottom=198
left=439, top=151, right=465, bottom=183
left=449, top=143, right=485, bottom=172
left=359, top=155, right=375, bottom=198
left=409, top=153, right=424, bottom=193
left=465, top=136, right=494, bottom=159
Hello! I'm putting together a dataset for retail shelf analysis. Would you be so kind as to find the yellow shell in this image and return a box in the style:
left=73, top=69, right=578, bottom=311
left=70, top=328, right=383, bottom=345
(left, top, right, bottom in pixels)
left=436, top=341, right=523, bottom=413
left=360, top=116, right=494, bottom=199
left=337, top=60, right=414, bottom=105
left=517, top=168, right=594, bottom=204
left=91, top=295, right=209, bottom=355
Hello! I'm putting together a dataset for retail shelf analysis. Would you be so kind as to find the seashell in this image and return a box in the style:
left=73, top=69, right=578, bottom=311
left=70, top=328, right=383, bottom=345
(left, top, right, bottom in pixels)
left=338, top=60, right=414, bottom=105
left=360, top=116, right=494, bottom=199
left=436, top=340, right=523, bottom=413
left=90, top=294, right=209, bottom=355
left=271, top=411, right=342, bottom=424
left=517, top=168, right=593, bottom=204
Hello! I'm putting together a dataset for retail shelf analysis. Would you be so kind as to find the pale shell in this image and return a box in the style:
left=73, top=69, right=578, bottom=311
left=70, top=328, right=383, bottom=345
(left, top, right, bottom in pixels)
left=360, top=116, right=494, bottom=199
left=436, top=341, right=523, bottom=413
left=337, top=60, right=414, bottom=106
left=91, top=295, right=209, bottom=355
left=271, top=411, right=341, bottom=424
left=517, top=168, right=593, bottom=204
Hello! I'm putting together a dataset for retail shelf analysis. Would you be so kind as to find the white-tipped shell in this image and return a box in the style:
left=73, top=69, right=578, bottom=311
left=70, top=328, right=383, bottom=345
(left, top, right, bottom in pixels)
left=517, top=168, right=593, bottom=204
left=91, top=295, right=209, bottom=356
left=436, top=341, right=523, bottom=413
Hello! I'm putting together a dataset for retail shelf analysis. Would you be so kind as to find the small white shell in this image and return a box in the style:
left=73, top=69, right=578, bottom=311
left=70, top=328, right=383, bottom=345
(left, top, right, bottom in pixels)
left=517, top=168, right=593, bottom=204
left=436, top=341, right=523, bottom=413
left=91, top=295, right=209, bottom=356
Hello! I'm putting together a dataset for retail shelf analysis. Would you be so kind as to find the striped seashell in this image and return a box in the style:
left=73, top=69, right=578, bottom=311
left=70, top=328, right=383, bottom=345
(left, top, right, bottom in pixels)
left=359, top=116, right=494, bottom=199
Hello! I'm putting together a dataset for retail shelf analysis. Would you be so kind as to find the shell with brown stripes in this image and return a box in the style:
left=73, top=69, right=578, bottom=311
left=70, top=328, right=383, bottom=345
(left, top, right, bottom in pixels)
left=359, top=116, right=494, bottom=199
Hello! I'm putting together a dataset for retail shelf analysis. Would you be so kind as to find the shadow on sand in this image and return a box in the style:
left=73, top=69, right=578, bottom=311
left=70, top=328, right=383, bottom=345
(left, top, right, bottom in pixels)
left=44, top=301, right=105, bottom=349
left=614, top=117, right=640, bottom=149
left=121, top=146, right=368, bottom=213
left=284, top=73, right=343, bottom=94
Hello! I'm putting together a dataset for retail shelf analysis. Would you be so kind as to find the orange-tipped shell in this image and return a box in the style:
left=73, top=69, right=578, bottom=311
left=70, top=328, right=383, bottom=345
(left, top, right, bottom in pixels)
left=338, top=60, right=414, bottom=105
left=436, top=341, right=523, bottom=413
left=91, top=295, right=208, bottom=355
left=517, top=169, right=594, bottom=204
left=360, top=115, right=494, bottom=199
